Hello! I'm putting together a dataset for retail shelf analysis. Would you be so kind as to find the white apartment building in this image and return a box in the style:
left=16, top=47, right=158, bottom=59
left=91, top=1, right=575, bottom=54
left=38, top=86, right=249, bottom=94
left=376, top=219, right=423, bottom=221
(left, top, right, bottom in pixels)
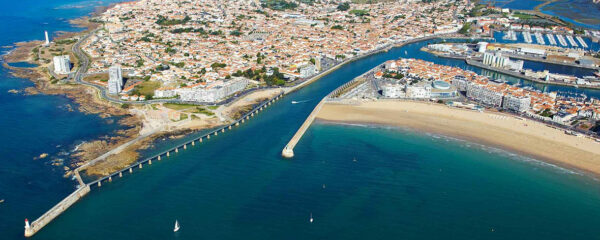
left=108, top=65, right=123, bottom=95
left=466, top=82, right=504, bottom=107
left=168, top=78, right=249, bottom=103
left=154, top=88, right=177, bottom=98
left=382, top=84, right=405, bottom=98
left=452, top=75, right=470, bottom=92
left=53, top=55, right=71, bottom=74
left=299, top=64, right=317, bottom=78
left=405, top=84, right=431, bottom=99
left=502, top=94, right=531, bottom=112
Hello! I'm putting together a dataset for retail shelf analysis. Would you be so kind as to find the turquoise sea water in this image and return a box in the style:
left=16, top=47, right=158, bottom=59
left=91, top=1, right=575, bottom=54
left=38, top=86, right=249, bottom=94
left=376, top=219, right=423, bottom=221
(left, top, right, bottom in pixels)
left=2, top=0, right=600, bottom=239
left=0, top=0, right=127, bottom=238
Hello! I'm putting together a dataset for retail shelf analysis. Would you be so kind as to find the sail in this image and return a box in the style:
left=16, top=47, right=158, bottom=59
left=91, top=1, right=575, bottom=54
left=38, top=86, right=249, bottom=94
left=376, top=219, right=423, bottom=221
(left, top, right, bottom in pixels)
left=174, top=220, right=180, bottom=232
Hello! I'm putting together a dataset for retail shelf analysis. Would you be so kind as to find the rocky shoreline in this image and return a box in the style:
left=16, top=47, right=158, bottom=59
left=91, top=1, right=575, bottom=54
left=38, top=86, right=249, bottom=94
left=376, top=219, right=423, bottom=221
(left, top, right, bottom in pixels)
left=1, top=9, right=274, bottom=179
left=1, top=10, right=149, bottom=179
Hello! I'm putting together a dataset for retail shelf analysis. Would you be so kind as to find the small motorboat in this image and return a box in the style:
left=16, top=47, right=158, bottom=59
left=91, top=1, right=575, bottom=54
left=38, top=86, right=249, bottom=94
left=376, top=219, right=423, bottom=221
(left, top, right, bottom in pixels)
left=174, top=220, right=180, bottom=232
left=309, top=213, right=314, bottom=223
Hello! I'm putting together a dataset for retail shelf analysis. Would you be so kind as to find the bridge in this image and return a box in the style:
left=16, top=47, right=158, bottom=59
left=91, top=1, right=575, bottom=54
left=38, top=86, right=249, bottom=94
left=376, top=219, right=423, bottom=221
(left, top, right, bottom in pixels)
left=24, top=91, right=284, bottom=237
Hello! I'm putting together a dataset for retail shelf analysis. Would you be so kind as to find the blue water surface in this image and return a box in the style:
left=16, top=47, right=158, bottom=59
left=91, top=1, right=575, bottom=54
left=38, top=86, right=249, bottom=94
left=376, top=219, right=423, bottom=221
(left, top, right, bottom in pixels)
left=1, top=0, right=600, bottom=239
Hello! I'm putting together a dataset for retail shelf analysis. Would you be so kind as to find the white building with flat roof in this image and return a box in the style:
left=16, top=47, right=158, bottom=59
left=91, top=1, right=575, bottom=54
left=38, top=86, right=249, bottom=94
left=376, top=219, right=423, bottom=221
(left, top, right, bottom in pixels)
left=502, top=94, right=531, bottom=112
left=108, top=65, right=123, bottom=94
left=405, top=84, right=431, bottom=99
left=172, top=78, right=249, bottom=103
left=382, top=84, right=405, bottom=98
left=466, top=82, right=504, bottom=107
left=53, top=55, right=70, bottom=74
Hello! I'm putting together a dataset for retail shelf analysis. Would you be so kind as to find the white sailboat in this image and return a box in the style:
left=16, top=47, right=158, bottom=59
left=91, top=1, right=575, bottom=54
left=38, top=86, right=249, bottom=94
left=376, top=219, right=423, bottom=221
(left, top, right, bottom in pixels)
left=173, top=220, right=180, bottom=232
left=309, top=213, right=314, bottom=223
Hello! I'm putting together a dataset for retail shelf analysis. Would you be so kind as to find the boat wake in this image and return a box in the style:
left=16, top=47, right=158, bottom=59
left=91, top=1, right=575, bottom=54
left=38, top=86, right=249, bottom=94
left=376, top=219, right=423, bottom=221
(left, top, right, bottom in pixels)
left=291, top=99, right=311, bottom=104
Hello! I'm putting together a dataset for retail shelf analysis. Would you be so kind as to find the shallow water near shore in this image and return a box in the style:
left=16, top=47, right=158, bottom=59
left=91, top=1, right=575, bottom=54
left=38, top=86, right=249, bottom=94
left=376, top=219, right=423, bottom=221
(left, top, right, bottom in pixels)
left=0, top=0, right=128, bottom=238
left=32, top=37, right=600, bottom=239
left=2, top=0, right=600, bottom=239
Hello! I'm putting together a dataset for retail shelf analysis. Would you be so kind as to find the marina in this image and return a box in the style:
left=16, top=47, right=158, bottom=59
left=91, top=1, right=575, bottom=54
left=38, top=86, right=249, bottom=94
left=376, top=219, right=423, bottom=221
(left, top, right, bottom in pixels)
left=4, top=0, right=600, bottom=238
left=566, top=35, right=579, bottom=48
left=523, top=31, right=533, bottom=44
left=535, top=32, right=545, bottom=45
left=503, top=30, right=517, bottom=41
left=546, top=33, right=557, bottom=45
left=577, top=36, right=588, bottom=48
left=556, top=34, right=568, bottom=47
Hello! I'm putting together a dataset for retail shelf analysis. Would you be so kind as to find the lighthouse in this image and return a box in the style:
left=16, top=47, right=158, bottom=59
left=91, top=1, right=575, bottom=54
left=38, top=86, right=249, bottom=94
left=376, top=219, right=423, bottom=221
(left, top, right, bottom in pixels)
left=44, top=31, right=50, bottom=46
left=24, top=218, right=34, bottom=237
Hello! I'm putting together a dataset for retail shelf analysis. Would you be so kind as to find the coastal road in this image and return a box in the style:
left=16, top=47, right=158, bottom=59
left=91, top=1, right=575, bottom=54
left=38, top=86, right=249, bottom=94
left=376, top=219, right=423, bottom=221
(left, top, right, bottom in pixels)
left=70, top=30, right=223, bottom=105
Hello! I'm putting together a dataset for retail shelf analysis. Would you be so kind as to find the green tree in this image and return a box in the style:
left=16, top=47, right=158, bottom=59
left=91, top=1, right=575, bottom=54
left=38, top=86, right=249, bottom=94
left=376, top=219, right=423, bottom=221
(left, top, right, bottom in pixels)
left=337, top=2, right=350, bottom=11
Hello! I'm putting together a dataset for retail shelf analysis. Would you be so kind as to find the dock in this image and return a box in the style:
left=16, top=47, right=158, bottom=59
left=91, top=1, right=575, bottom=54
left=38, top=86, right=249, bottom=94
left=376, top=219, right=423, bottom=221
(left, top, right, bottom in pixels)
left=465, top=59, right=600, bottom=90
left=566, top=35, right=579, bottom=48
left=24, top=91, right=284, bottom=237
left=534, top=32, right=545, bottom=45
left=576, top=36, right=588, bottom=48
left=556, top=34, right=568, bottom=47
left=523, top=31, right=533, bottom=44
left=546, top=33, right=557, bottom=45
left=504, top=53, right=599, bottom=70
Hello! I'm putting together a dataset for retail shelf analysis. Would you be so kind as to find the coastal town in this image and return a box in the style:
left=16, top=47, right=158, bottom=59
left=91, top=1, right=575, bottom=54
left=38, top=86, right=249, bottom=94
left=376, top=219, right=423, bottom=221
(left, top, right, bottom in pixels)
left=4, top=0, right=600, bottom=238
left=339, top=58, right=600, bottom=135
left=74, top=0, right=465, bottom=102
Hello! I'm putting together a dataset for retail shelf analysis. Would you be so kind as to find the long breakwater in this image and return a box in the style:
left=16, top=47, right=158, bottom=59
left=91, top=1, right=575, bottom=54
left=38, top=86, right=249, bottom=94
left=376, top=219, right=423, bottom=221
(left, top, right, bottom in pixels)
left=23, top=32, right=470, bottom=237
left=282, top=68, right=376, bottom=158
left=23, top=91, right=285, bottom=237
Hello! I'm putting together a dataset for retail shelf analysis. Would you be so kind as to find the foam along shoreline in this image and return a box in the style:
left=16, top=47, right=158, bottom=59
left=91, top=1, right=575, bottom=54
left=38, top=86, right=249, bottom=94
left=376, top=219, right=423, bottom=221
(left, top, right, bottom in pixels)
left=316, top=100, right=600, bottom=176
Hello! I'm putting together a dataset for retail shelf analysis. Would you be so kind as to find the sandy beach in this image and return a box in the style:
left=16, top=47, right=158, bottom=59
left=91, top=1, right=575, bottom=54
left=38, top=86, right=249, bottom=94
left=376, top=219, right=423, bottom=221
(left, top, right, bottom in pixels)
left=317, top=100, right=600, bottom=176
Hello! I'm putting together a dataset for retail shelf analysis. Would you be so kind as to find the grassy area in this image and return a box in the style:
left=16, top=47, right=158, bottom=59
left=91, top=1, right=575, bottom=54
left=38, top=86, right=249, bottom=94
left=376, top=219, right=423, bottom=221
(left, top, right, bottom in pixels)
left=83, top=73, right=108, bottom=82
left=163, top=103, right=197, bottom=110
left=134, top=81, right=161, bottom=96
left=193, top=107, right=215, bottom=116
left=513, top=12, right=536, bottom=20
left=207, top=105, right=219, bottom=110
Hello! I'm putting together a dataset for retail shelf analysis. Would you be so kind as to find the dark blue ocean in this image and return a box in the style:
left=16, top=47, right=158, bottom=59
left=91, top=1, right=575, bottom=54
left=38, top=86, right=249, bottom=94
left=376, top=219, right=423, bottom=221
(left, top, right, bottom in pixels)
left=1, top=0, right=600, bottom=239
left=0, top=0, right=128, bottom=237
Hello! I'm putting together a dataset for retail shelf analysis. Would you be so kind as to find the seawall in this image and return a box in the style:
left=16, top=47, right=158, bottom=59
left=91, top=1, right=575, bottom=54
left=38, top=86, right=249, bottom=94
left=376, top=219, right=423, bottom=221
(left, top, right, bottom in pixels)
left=24, top=91, right=285, bottom=237
left=24, top=185, right=91, bottom=237
left=282, top=69, right=375, bottom=158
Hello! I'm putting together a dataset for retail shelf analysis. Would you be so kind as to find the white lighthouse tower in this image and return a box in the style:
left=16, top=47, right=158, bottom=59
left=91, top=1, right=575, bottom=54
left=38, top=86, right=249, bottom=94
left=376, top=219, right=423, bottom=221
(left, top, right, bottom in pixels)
left=24, top=218, right=34, bottom=237
left=44, top=31, right=50, bottom=46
